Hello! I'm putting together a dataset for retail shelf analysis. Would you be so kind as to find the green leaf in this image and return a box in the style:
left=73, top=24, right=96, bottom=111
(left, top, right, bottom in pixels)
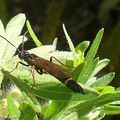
left=96, top=86, right=115, bottom=94
left=2, top=36, right=27, bottom=62
left=92, top=59, right=110, bottom=76
left=0, top=14, right=26, bottom=64
left=0, top=98, right=9, bottom=117
left=47, top=51, right=73, bottom=64
left=7, top=95, right=20, bottom=120
left=29, top=45, right=56, bottom=58
left=0, top=71, right=3, bottom=85
left=72, top=62, right=86, bottom=81
left=85, top=28, right=104, bottom=63
left=26, top=20, right=42, bottom=46
left=44, top=101, right=68, bottom=120
left=85, top=77, right=97, bottom=86
left=79, top=107, right=104, bottom=120
left=90, top=72, right=115, bottom=87
left=75, top=41, right=90, bottom=53
left=0, top=20, right=5, bottom=35
left=6, top=13, right=26, bottom=39
left=109, top=100, right=120, bottom=105
left=0, top=20, right=6, bottom=64
left=1, top=73, right=10, bottom=91
left=101, top=86, right=115, bottom=94
left=54, top=110, right=79, bottom=120
left=52, top=37, right=58, bottom=49
left=63, top=24, right=77, bottom=66
left=63, top=24, right=75, bottom=53
left=104, top=104, right=120, bottom=115
left=19, top=102, right=38, bottom=120
left=81, top=84, right=100, bottom=95
left=44, top=101, right=59, bottom=120
left=22, top=92, right=41, bottom=113
left=78, top=57, right=99, bottom=84
left=69, top=91, right=120, bottom=117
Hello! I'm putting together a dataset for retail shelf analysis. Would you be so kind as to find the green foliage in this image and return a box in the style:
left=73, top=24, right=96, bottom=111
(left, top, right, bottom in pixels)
left=7, top=95, right=20, bottom=120
left=19, top=102, right=39, bottom=120
left=0, top=14, right=120, bottom=120
left=26, top=20, right=42, bottom=46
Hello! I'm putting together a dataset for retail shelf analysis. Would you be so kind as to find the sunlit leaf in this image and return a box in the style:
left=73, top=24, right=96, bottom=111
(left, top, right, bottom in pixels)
left=6, top=13, right=26, bottom=39
left=90, top=72, right=115, bottom=87
left=19, top=102, right=38, bottom=120
left=78, top=58, right=99, bottom=83
left=75, top=41, right=90, bottom=53
left=26, top=20, right=42, bottom=46
left=85, top=28, right=104, bottom=63
left=92, top=59, right=110, bottom=76
left=7, top=95, right=20, bottom=120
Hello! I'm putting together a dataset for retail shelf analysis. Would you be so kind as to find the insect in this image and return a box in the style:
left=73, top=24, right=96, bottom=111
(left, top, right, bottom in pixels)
left=0, top=34, right=84, bottom=94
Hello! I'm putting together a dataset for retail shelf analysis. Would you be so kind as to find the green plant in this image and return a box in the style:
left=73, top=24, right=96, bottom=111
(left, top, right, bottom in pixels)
left=0, top=13, right=120, bottom=120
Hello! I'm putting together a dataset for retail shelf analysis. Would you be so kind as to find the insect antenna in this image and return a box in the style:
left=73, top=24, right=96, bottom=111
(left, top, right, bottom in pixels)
left=21, top=31, right=28, bottom=51
left=0, top=35, right=21, bottom=53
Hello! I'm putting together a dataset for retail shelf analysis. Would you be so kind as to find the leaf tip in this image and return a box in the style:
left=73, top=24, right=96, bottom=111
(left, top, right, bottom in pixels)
left=26, top=20, right=29, bottom=24
left=18, top=13, right=26, bottom=19
left=100, top=28, right=104, bottom=32
left=62, top=23, right=66, bottom=31
left=112, top=72, right=115, bottom=76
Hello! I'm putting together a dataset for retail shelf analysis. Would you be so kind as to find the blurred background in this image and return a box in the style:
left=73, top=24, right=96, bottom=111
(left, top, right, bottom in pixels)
left=0, top=0, right=120, bottom=119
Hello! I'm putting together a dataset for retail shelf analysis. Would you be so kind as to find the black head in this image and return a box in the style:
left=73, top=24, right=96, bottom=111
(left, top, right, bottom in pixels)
left=18, top=50, right=28, bottom=59
left=18, top=50, right=35, bottom=63
left=18, top=50, right=33, bottom=62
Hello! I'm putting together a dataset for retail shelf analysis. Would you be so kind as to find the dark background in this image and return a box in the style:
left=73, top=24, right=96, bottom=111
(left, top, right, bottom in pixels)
left=0, top=0, right=120, bottom=119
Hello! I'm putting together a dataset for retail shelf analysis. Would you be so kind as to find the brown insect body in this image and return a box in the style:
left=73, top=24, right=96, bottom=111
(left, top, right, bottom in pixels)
left=19, top=50, right=84, bottom=94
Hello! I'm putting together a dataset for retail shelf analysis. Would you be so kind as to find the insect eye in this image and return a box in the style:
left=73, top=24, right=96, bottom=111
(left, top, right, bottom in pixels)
left=24, top=52, right=29, bottom=56
left=25, top=53, right=28, bottom=55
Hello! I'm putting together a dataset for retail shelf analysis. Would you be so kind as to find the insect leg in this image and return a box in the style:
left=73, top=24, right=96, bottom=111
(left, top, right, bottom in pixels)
left=29, top=65, right=36, bottom=93
left=36, top=68, right=43, bottom=75
left=30, top=65, right=35, bottom=87
left=50, top=56, right=65, bottom=66
left=10, top=61, right=29, bottom=72
left=19, top=62, right=29, bottom=66
left=50, top=56, right=74, bottom=68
